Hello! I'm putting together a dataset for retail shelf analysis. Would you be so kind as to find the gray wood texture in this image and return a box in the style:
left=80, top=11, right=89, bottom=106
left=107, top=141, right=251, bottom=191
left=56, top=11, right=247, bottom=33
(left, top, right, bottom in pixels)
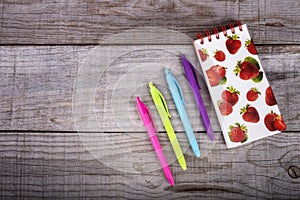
left=0, top=45, right=299, bottom=132
left=0, top=131, right=299, bottom=199
left=0, top=0, right=299, bottom=199
left=0, top=0, right=300, bottom=44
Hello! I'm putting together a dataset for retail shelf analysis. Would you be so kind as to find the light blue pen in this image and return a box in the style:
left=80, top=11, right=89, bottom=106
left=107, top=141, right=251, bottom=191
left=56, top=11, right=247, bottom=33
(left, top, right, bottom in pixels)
left=165, top=69, right=200, bottom=158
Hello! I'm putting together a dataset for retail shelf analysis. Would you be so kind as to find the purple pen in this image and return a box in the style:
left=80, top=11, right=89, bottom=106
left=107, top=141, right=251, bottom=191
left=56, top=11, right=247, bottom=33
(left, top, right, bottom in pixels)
left=181, top=54, right=214, bottom=141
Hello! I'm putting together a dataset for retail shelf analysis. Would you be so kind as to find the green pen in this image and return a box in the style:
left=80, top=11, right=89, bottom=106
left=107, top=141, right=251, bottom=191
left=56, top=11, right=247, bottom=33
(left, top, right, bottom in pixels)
left=149, top=82, right=187, bottom=170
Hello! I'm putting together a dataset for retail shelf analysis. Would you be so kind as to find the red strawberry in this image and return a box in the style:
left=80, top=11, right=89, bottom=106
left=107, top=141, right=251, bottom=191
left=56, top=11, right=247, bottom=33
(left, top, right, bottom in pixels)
left=246, top=87, right=261, bottom=101
left=265, top=86, right=277, bottom=106
left=221, top=86, right=240, bottom=106
left=240, top=104, right=260, bottom=123
left=264, top=112, right=277, bottom=131
left=206, top=69, right=220, bottom=86
left=228, top=122, right=248, bottom=143
left=226, top=34, right=242, bottom=54
left=206, top=65, right=227, bottom=87
left=198, top=48, right=209, bottom=62
left=245, top=39, right=258, bottom=55
left=274, top=115, right=286, bottom=131
left=218, top=100, right=233, bottom=116
left=214, top=50, right=226, bottom=62
left=214, top=65, right=226, bottom=78
left=234, top=60, right=259, bottom=80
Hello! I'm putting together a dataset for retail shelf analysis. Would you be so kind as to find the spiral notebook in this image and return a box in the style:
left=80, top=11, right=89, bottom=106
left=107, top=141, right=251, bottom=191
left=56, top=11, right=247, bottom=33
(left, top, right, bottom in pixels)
left=193, top=22, right=286, bottom=148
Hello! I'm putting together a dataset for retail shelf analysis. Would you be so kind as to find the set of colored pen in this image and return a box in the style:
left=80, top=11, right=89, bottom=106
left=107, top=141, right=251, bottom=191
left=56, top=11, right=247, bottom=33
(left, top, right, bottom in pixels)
left=135, top=54, right=214, bottom=186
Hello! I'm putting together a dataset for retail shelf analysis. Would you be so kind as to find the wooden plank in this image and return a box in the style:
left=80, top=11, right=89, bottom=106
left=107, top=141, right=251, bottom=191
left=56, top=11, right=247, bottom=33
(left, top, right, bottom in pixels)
left=0, top=45, right=299, bottom=132
left=0, top=131, right=299, bottom=199
left=0, top=0, right=299, bottom=44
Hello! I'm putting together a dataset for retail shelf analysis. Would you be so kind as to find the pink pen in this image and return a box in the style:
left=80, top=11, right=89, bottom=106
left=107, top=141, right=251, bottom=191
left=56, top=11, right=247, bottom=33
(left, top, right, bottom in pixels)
left=136, top=97, right=174, bottom=186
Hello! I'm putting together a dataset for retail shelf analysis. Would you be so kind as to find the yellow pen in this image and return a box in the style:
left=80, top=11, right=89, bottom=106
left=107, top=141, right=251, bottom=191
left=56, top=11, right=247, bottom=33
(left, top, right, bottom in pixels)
left=149, top=82, right=187, bottom=170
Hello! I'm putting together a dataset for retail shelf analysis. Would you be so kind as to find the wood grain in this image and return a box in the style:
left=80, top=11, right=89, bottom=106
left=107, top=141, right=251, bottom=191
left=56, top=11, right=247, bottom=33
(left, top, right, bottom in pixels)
left=1, top=1, right=300, bottom=198
left=0, top=0, right=299, bottom=44
left=0, top=131, right=299, bottom=199
left=0, top=45, right=299, bottom=132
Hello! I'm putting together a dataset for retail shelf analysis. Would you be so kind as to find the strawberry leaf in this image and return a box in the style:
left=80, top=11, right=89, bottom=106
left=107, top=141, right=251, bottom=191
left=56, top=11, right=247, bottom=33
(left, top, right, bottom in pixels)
left=252, top=71, right=263, bottom=83
left=227, top=86, right=240, bottom=94
left=251, top=87, right=261, bottom=95
left=245, top=39, right=252, bottom=47
left=228, top=34, right=240, bottom=40
left=202, top=48, right=209, bottom=56
left=234, top=61, right=242, bottom=75
left=241, top=134, right=248, bottom=143
left=240, top=104, right=250, bottom=114
left=219, top=77, right=227, bottom=85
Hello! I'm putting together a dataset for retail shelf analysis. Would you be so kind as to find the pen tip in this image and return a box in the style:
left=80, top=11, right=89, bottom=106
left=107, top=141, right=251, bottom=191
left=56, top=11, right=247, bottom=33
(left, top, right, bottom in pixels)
left=209, top=131, right=215, bottom=141
left=170, top=179, right=174, bottom=186
left=149, top=82, right=153, bottom=88
left=165, top=69, right=170, bottom=75
left=181, top=54, right=186, bottom=59
left=136, top=96, right=140, bottom=102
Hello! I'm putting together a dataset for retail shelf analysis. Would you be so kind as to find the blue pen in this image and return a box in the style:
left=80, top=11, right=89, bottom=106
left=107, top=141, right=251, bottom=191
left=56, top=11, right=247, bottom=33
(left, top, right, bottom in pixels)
left=165, top=69, right=200, bottom=158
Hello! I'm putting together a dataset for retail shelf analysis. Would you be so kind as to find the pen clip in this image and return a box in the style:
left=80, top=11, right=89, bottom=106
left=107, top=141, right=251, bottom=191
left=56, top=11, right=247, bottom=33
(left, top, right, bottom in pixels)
left=188, top=61, right=200, bottom=91
left=169, top=72, right=186, bottom=106
left=150, top=82, right=171, bottom=118
left=137, top=97, right=157, bottom=133
left=182, top=54, right=201, bottom=90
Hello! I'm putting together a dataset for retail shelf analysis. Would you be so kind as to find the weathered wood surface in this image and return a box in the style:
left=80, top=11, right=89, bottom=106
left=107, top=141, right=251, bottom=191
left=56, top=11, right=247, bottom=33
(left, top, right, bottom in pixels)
left=0, top=45, right=299, bottom=132
left=0, top=0, right=300, bottom=44
left=0, top=131, right=299, bottom=199
left=1, top=0, right=300, bottom=199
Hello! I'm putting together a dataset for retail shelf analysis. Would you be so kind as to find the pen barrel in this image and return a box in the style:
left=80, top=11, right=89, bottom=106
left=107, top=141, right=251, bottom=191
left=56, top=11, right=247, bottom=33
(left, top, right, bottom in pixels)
left=145, top=124, right=157, bottom=138
left=164, top=120, right=184, bottom=159
left=194, top=90, right=214, bottom=140
left=145, top=125, right=168, bottom=167
left=147, top=127, right=174, bottom=185
left=176, top=104, right=197, bottom=144
left=155, top=105, right=169, bottom=125
left=152, top=143, right=169, bottom=169
left=149, top=135, right=170, bottom=169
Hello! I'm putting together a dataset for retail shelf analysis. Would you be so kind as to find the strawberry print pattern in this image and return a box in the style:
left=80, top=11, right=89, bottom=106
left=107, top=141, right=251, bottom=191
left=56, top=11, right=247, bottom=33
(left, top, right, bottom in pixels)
left=193, top=24, right=286, bottom=148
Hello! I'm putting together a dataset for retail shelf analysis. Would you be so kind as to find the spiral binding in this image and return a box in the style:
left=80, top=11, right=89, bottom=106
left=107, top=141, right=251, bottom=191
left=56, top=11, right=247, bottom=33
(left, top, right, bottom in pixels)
left=196, top=21, right=243, bottom=44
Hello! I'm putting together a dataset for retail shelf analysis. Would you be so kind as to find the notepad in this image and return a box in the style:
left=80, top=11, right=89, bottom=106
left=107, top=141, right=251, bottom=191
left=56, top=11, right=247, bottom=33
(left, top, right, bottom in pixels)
left=193, top=23, right=286, bottom=148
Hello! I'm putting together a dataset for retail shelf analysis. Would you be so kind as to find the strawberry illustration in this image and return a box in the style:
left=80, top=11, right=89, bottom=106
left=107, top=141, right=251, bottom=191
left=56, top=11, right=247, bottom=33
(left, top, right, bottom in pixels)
left=206, top=69, right=220, bottom=86
left=213, top=65, right=226, bottom=78
left=221, top=86, right=240, bottom=106
left=265, top=86, right=277, bottom=106
left=245, top=39, right=258, bottom=55
left=214, top=50, right=226, bottom=62
left=244, top=56, right=263, bottom=83
left=252, top=72, right=263, bottom=83
left=218, top=100, right=233, bottom=116
left=228, top=122, right=248, bottom=143
left=198, top=48, right=209, bottom=62
left=234, top=60, right=259, bottom=80
left=244, top=56, right=260, bottom=70
left=274, top=115, right=287, bottom=131
left=264, top=111, right=286, bottom=131
left=246, top=87, right=261, bottom=101
left=240, top=104, right=260, bottom=123
left=264, top=112, right=277, bottom=131
left=206, top=65, right=227, bottom=87
left=226, top=34, right=241, bottom=54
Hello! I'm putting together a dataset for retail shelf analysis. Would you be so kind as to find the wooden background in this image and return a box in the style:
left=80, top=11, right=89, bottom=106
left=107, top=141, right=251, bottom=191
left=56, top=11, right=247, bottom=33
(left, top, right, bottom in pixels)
left=1, top=0, right=300, bottom=199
